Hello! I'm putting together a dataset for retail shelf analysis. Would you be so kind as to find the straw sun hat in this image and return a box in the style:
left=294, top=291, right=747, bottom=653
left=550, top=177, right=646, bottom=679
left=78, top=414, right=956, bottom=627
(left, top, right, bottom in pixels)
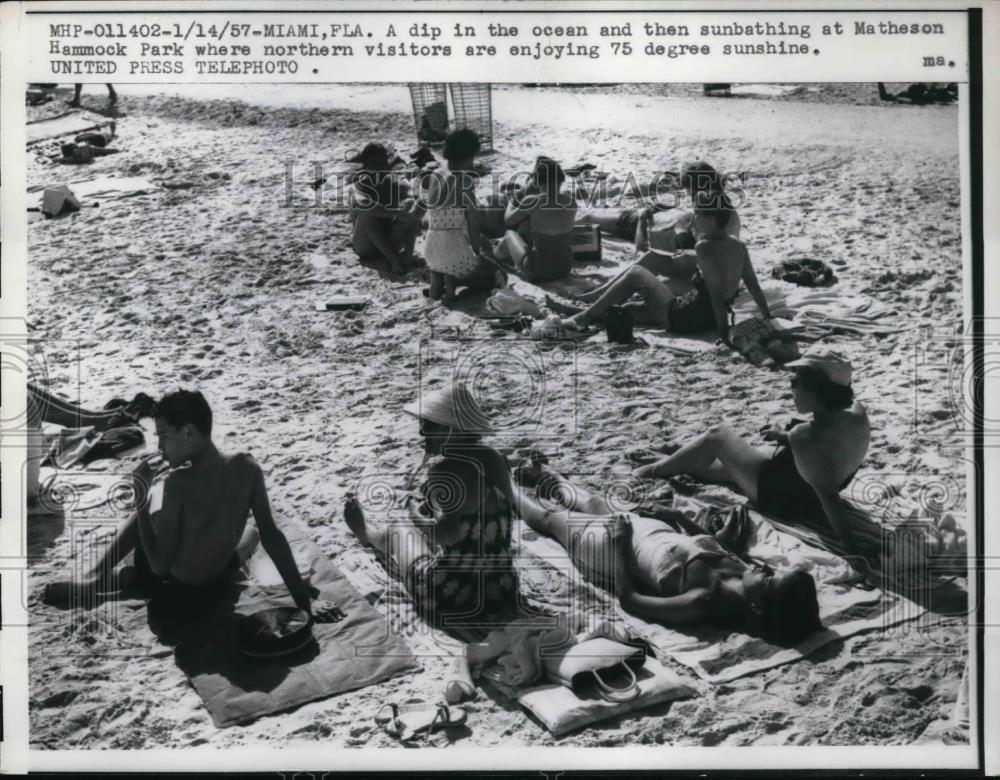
left=403, top=383, right=495, bottom=435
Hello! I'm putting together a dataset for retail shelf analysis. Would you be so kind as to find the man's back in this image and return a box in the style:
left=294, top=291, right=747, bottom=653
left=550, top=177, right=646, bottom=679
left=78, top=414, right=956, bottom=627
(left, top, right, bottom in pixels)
left=152, top=451, right=258, bottom=584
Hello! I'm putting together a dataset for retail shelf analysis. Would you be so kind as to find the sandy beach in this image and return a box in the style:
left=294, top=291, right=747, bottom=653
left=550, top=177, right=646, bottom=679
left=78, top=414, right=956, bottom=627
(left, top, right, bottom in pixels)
left=25, top=83, right=969, bottom=750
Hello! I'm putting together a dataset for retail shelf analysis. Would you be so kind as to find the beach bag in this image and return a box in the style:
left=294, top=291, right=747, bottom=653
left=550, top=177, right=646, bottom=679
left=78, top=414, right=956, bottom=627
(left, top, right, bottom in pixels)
left=542, top=637, right=647, bottom=703
left=605, top=305, right=634, bottom=344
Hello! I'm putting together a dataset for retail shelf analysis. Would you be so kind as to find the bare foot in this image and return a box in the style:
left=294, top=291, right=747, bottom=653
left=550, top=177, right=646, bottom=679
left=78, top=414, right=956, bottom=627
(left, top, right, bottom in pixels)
left=343, top=493, right=371, bottom=547
left=43, top=579, right=99, bottom=608
left=444, top=656, right=476, bottom=704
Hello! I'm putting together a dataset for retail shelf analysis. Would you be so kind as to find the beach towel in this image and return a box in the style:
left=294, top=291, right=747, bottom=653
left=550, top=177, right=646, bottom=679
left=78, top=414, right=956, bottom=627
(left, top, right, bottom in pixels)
left=26, top=111, right=112, bottom=146
left=42, top=425, right=145, bottom=469
left=163, top=518, right=420, bottom=727
left=514, top=493, right=956, bottom=683
left=30, top=176, right=162, bottom=203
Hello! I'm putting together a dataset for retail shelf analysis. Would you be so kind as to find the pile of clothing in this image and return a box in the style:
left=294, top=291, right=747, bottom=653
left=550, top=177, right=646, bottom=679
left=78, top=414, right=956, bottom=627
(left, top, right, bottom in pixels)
left=772, top=258, right=836, bottom=287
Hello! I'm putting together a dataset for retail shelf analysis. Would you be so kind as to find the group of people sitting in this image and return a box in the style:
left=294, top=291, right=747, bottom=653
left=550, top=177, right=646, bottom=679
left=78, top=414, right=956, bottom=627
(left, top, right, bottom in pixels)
left=40, top=340, right=870, bottom=683
left=349, top=134, right=771, bottom=343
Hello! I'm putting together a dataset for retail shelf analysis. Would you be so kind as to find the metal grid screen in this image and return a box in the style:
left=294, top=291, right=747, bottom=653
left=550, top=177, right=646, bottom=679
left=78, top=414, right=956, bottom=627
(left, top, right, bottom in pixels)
left=408, top=84, right=450, bottom=144
left=449, top=83, right=494, bottom=153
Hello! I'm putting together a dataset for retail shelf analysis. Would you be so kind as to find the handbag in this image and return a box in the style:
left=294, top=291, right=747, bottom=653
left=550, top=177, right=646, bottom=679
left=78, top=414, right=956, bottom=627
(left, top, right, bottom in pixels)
left=605, top=305, right=634, bottom=344
left=542, top=637, right=647, bottom=703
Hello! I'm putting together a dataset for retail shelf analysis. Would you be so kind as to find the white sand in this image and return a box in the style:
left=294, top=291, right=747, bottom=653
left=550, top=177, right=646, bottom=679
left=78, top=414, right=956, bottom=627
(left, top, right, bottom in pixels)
left=26, top=84, right=968, bottom=749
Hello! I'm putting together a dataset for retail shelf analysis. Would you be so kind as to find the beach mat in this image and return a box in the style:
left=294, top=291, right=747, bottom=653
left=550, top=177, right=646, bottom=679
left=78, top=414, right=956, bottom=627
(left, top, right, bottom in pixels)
left=515, top=494, right=942, bottom=683
left=29, top=176, right=162, bottom=203
left=158, top=518, right=420, bottom=728
left=26, top=111, right=112, bottom=146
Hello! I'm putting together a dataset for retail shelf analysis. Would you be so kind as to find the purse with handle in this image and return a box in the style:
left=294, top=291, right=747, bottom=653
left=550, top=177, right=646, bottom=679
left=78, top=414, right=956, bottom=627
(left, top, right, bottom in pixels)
left=542, top=636, right=647, bottom=703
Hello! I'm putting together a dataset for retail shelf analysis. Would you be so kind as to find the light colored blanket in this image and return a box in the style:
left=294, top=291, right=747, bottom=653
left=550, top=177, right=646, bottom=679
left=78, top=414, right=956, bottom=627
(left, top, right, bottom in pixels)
left=29, top=176, right=162, bottom=202
left=26, top=111, right=112, bottom=145
left=514, top=494, right=955, bottom=683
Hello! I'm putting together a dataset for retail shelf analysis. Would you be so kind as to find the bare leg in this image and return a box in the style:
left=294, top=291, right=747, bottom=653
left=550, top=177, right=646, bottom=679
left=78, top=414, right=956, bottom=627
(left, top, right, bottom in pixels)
left=566, top=266, right=674, bottom=328
left=578, top=251, right=693, bottom=303
left=634, top=425, right=770, bottom=502
left=353, top=213, right=405, bottom=273
left=503, top=229, right=531, bottom=273
left=428, top=271, right=444, bottom=300
left=69, top=84, right=82, bottom=107
left=28, top=382, right=122, bottom=430
left=392, top=214, right=420, bottom=265
left=106, top=84, right=117, bottom=104
left=343, top=495, right=435, bottom=580
left=442, top=274, right=457, bottom=303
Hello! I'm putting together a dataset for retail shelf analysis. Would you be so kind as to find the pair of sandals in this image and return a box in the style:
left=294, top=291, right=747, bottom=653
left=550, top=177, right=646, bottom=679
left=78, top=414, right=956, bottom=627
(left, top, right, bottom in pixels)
left=375, top=702, right=468, bottom=742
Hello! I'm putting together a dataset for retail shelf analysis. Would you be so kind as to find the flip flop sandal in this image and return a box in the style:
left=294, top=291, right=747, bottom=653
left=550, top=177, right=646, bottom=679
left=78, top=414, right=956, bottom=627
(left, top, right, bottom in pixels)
left=375, top=702, right=468, bottom=742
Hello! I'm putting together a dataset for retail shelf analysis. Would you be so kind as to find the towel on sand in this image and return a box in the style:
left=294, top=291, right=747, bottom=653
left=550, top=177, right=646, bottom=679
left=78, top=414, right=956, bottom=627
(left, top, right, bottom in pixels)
left=515, top=493, right=960, bottom=683
left=127, top=518, right=419, bottom=727
left=26, top=111, right=112, bottom=145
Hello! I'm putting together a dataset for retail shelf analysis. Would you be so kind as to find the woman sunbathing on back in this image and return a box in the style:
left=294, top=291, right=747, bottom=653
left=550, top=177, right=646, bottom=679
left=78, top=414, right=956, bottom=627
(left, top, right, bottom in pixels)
left=513, top=463, right=823, bottom=646
left=554, top=196, right=771, bottom=339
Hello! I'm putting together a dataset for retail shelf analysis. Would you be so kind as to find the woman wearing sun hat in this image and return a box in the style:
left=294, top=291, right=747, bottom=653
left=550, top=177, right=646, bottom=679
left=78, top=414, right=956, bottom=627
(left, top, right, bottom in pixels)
left=634, top=346, right=872, bottom=565
left=344, top=382, right=521, bottom=630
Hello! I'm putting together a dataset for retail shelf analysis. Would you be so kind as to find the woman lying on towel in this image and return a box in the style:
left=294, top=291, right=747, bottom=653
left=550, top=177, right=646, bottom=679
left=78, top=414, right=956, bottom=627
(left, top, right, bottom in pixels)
left=551, top=195, right=770, bottom=339
left=635, top=347, right=873, bottom=570
left=344, top=382, right=521, bottom=628
left=513, top=464, right=823, bottom=647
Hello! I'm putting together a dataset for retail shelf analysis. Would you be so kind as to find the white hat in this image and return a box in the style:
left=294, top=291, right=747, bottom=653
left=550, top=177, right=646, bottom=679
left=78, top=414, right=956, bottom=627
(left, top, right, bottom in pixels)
left=786, top=347, right=853, bottom=387
left=403, top=383, right=495, bottom=435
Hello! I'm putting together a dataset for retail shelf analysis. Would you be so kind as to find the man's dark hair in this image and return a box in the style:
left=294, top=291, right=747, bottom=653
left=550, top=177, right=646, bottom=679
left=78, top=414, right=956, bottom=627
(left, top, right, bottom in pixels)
left=153, top=389, right=213, bottom=435
left=532, top=156, right=566, bottom=189
left=796, top=367, right=855, bottom=411
left=443, top=128, right=481, bottom=161
left=359, top=142, right=388, bottom=164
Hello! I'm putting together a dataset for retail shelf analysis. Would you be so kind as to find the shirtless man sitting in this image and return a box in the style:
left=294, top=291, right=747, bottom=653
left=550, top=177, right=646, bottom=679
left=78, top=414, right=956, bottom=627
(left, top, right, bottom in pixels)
left=44, top=390, right=336, bottom=621
left=348, top=142, right=422, bottom=275
left=513, top=463, right=823, bottom=646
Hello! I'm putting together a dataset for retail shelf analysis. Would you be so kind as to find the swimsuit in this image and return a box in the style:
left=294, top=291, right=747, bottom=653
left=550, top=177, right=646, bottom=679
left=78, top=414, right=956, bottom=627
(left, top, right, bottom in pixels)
left=566, top=514, right=737, bottom=597
left=424, top=176, right=489, bottom=280
left=406, top=482, right=519, bottom=629
left=756, top=445, right=858, bottom=519
left=133, top=542, right=239, bottom=610
left=667, top=271, right=737, bottom=335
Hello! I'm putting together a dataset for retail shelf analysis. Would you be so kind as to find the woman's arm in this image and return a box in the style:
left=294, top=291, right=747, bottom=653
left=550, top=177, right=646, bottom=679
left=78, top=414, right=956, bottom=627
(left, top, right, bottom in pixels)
left=790, top=431, right=867, bottom=564
left=504, top=193, right=535, bottom=227
left=740, top=244, right=772, bottom=319
left=618, top=588, right=714, bottom=625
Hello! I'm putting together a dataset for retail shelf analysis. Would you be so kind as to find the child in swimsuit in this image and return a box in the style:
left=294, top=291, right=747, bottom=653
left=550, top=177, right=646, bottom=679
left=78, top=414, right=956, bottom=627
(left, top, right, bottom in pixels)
left=420, top=129, right=500, bottom=302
